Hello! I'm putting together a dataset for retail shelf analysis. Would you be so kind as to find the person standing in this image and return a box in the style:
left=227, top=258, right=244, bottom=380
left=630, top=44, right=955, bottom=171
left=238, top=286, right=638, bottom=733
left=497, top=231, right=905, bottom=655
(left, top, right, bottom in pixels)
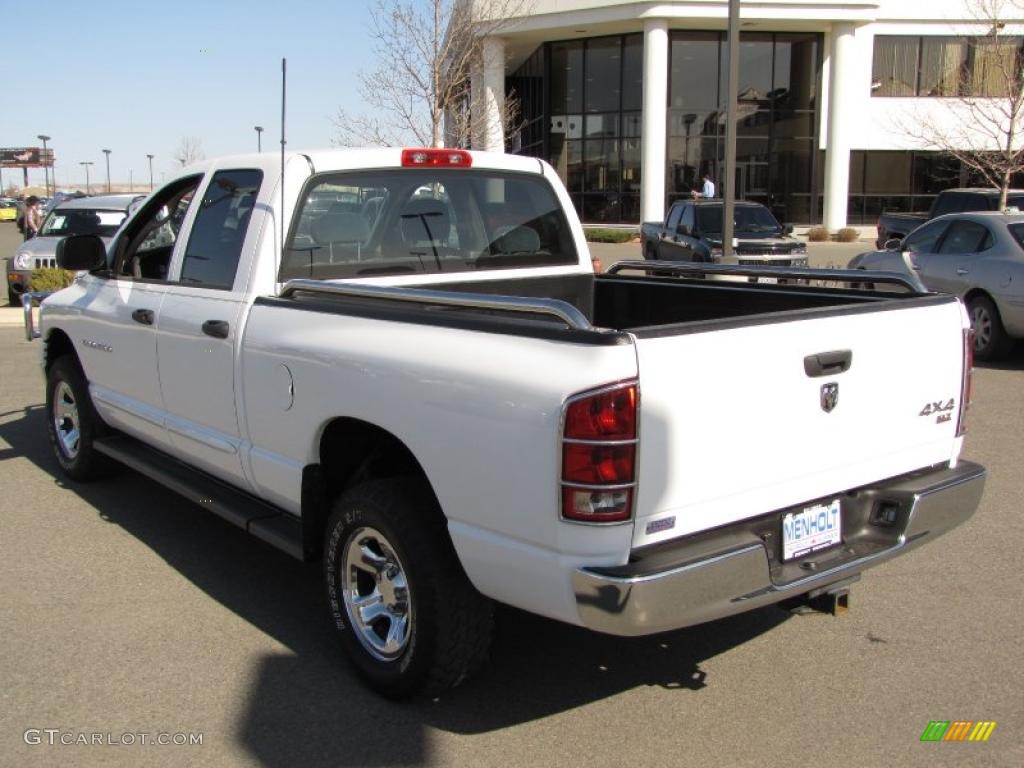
left=701, top=174, right=716, bottom=199
left=22, top=195, right=42, bottom=240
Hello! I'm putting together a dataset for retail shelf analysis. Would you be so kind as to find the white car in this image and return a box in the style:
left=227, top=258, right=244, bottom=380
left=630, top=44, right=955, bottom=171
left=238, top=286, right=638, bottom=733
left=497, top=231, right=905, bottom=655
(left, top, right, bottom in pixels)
left=32, top=148, right=984, bottom=697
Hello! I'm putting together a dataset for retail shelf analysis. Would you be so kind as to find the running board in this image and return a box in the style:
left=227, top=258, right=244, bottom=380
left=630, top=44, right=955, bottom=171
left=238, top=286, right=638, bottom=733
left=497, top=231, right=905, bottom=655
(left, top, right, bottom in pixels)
left=94, top=434, right=306, bottom=561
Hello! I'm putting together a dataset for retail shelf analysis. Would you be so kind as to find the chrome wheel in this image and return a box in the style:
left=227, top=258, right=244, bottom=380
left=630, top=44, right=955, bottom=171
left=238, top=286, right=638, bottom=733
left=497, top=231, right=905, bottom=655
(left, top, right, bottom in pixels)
left=52, top=381, right=81, bottom=460
left=341, top=526, right=412, bottom=661
left=971, top=303, right=993, bottom=353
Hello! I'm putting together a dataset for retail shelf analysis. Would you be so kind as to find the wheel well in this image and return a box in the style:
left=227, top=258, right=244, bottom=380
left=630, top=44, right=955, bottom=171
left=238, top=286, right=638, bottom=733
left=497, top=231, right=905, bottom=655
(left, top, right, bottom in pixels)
left=962, top=288, right=991, bottom=308
left=43, top=328, right=76, bottom=374
left=302, top=418, right=439, bottom=559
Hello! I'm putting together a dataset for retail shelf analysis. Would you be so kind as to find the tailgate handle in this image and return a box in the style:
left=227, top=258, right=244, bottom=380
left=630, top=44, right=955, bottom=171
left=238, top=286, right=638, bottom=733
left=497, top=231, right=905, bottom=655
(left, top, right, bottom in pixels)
left=804, top=350, right=852, bottom=377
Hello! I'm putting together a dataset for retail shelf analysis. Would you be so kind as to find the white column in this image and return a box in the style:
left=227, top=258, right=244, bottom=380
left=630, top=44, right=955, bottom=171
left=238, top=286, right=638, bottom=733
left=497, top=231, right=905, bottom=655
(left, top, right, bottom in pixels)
left=641, top=19, right=669, bottom=224
left=481, top=36, right=506, bottom=153
left=823, top=23, right=855, bottom=230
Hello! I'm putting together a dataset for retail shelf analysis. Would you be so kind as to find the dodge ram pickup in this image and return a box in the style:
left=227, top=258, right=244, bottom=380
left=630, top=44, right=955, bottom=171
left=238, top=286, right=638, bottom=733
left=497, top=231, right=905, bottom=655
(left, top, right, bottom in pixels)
left=32, top=147, right=985, bottom=698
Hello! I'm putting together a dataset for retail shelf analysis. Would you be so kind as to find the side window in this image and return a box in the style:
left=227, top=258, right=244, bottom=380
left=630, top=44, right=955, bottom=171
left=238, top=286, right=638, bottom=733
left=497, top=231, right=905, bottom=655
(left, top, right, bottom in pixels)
left=666, top=204, right=683, bottom=231
left=680, top=204, right=695, bottom=233
left=931, top=193, right=963, bottom=217
left=903, top=219, right=948, bottom=253
left=179, top=169, right=263, bottom=290
left=114, top=177, right=201, bottom=280
left=937, top=221, right=990, bottom=255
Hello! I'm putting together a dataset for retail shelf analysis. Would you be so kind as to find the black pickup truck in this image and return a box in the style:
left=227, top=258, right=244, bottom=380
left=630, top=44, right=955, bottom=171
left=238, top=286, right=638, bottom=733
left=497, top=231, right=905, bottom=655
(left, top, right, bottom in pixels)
left=640, top=199, right=807, bottom=266
left=875, top=188, right=1024, bottom=249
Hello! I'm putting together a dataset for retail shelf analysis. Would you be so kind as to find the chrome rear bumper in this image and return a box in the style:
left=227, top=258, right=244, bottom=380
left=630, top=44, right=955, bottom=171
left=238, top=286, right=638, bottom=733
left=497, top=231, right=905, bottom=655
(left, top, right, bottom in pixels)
left=573, top=461, right=986, bottom=636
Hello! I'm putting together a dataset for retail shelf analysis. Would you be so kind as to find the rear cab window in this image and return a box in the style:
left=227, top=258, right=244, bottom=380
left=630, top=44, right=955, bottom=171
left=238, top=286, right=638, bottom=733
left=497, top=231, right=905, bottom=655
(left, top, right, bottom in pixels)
left=280, top=169, right=578, bottom=281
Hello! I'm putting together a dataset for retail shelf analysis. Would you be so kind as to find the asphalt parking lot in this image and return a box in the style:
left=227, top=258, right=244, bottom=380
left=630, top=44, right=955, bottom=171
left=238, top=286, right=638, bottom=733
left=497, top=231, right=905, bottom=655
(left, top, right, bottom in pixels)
left=1, top=224, right=1022, bottom=767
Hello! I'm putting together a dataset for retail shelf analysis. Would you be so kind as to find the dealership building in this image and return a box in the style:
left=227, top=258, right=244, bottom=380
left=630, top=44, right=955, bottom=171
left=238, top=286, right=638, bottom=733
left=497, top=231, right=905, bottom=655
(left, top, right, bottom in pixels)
left=465, top=0, right=1024, bottom=227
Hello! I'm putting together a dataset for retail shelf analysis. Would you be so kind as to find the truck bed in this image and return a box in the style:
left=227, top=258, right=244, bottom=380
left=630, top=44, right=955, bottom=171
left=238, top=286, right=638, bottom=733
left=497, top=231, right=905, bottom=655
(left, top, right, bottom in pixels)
left=431, top=271, right=926, bottom=333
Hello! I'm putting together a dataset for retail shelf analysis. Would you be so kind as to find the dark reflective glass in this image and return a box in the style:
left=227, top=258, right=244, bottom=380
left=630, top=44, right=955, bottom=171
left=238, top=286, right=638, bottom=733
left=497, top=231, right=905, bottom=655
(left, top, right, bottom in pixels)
left=912, top=153, right=960, bottom=194
left=737, top=34, right=774, bottom=103
left=584, top=139, right=621, bottom=191
left=581, top=194, right=621, bottom=223
left=623, top=35, right=643, bottom=110
left=671, top=33, right=720, bottom=111
left=585, top=37, right=622, bottom=112
left=551, top=42, right=583, bottom=113
left=774, top=35, right=818, bottom=109
left=864, top=152, right=911, bottom=194
left=622, top=139, right=641, bottom=194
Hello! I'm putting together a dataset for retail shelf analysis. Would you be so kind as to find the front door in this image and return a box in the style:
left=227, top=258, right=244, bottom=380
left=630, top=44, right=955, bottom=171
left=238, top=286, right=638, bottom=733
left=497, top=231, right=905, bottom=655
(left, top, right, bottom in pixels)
left=80, top=176, right=202, bottom=447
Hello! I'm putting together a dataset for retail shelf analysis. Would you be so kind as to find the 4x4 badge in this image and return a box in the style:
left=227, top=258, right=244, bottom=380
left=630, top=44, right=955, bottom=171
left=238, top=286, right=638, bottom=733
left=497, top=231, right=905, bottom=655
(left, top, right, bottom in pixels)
left=820, top=382, right=839, bottom=413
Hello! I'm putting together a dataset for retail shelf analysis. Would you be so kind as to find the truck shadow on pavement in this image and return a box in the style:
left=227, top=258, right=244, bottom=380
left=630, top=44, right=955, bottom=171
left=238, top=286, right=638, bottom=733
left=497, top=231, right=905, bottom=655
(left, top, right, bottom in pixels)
left=0, top=404, right=790, bottom=768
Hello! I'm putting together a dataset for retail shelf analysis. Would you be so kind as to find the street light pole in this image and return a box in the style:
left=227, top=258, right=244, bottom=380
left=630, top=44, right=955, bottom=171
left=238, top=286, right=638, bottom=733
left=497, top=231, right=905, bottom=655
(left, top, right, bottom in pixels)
left=146, top=154, right=154, bottom=191
left=80, top=161, right=93, bottom=194
left=37, top=134, right=51, bottom=197
left=254, top=125, right=263, bottom=152
left=102, top=149, right=112, bottom=193
left=129, top=169, right=133, bottom=192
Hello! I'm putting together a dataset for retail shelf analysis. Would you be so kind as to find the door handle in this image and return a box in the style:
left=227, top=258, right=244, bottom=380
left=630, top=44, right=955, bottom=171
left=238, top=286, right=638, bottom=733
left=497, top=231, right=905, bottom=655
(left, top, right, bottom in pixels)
left=131, top=309, right=154, bottom=326
left=202, top=320, right=229, bottom=339
left=956, top=267, right=969, bottom=276
left=804, top=349, right=853, bottom=378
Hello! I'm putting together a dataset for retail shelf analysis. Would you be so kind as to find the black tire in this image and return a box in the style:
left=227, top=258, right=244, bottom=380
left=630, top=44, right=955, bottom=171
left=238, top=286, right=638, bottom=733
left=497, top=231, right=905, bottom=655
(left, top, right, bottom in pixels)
left=968, top=294, right=1013, bottom=362
left=46, top=356, right=111, bottom=481
left=324, top=478, right=494, bottom=699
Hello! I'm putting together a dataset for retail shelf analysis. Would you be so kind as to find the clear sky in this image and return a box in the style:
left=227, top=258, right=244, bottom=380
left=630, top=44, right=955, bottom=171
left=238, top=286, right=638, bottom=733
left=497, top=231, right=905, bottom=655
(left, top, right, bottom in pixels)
left=2, top=0, right=377, bottom=193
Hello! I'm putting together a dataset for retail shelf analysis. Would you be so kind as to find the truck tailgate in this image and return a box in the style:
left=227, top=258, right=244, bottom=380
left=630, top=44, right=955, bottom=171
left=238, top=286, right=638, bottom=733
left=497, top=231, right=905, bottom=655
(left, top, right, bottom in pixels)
left=631, top=297, right=967, bottom=547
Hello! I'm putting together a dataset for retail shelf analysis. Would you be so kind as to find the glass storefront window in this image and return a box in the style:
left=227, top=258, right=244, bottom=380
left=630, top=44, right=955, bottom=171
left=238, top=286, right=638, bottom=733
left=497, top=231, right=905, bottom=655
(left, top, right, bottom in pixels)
left=670, top=33, right=720, bottom=111
left=864, top=151, right=911, bottom=194
left=584, top=139, right=621, bottom=191
left=551, top=42, right=583, bottom=113
left=623, top=35, right=643, bottom=111
left=585, top=37, right=622, bottom=112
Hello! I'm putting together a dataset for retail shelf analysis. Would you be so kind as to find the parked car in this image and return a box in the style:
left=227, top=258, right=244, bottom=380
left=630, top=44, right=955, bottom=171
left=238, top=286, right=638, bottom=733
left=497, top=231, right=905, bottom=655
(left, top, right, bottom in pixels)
left=875, top=188, right=1024, bottom=249
left=640, top=199, right=807, bottom=275
left=0, top=200, right=17, bottom=222
left=851, top=210, right=1024, bottom=360
left=6, top=193, right=144, bottom=305
left=30, top=148, right=983, bottom=698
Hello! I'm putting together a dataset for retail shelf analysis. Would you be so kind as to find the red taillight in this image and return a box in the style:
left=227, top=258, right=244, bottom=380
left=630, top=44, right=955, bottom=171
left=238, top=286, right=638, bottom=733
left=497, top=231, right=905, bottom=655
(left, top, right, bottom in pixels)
left=401, top=148, right=472, bottom=167
left=956, top=327, right=973, bottom=437
left=563, top=443, right=636, bottom=484
left=561, top=381, right=638, bottom=524
left=564, top=384, right=637, bottom=440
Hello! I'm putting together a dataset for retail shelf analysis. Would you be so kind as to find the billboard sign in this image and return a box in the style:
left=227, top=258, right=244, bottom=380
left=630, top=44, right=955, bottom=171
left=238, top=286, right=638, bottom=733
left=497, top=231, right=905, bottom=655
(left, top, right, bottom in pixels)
left=0, top=148, right=55, bottom=168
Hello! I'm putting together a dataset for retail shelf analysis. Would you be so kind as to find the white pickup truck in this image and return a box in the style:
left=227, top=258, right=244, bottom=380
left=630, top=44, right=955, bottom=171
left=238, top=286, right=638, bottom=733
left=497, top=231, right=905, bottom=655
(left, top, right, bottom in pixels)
left=32, top=147, right=985, bottom=698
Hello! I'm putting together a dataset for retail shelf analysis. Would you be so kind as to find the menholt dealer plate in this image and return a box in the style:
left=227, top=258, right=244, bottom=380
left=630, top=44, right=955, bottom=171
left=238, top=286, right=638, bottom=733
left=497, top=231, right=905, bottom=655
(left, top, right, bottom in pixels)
left=782, top=499, right=842, bottom=561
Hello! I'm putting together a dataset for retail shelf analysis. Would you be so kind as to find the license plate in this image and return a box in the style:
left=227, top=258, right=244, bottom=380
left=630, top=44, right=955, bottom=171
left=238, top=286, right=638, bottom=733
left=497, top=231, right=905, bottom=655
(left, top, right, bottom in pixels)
left=782, top=499, right=842, bottom=561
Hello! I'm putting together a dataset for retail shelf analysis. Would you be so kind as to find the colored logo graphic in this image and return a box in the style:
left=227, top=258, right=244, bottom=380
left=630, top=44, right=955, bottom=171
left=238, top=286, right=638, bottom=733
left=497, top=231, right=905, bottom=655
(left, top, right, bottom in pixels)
left=920, top=721, right=996, bottom=742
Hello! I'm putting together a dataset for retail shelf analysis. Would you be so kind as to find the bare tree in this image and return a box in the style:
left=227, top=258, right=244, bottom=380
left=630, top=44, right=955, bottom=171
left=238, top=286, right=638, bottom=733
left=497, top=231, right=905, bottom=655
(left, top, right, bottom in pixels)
left=900, top=0, right=1024, bottom=208
left=332, top=0, right=528, bottom=149
left=174, top=136, right=206, bottom=167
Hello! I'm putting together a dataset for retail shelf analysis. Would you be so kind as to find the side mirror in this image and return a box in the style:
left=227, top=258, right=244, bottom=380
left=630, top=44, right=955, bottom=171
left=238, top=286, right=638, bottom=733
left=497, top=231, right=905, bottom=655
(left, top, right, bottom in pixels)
left=883, top=237, right=902, bottom=251
left=782, top=223, right=794, bottom=235
left=56, top=234, right=107, bottom=271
